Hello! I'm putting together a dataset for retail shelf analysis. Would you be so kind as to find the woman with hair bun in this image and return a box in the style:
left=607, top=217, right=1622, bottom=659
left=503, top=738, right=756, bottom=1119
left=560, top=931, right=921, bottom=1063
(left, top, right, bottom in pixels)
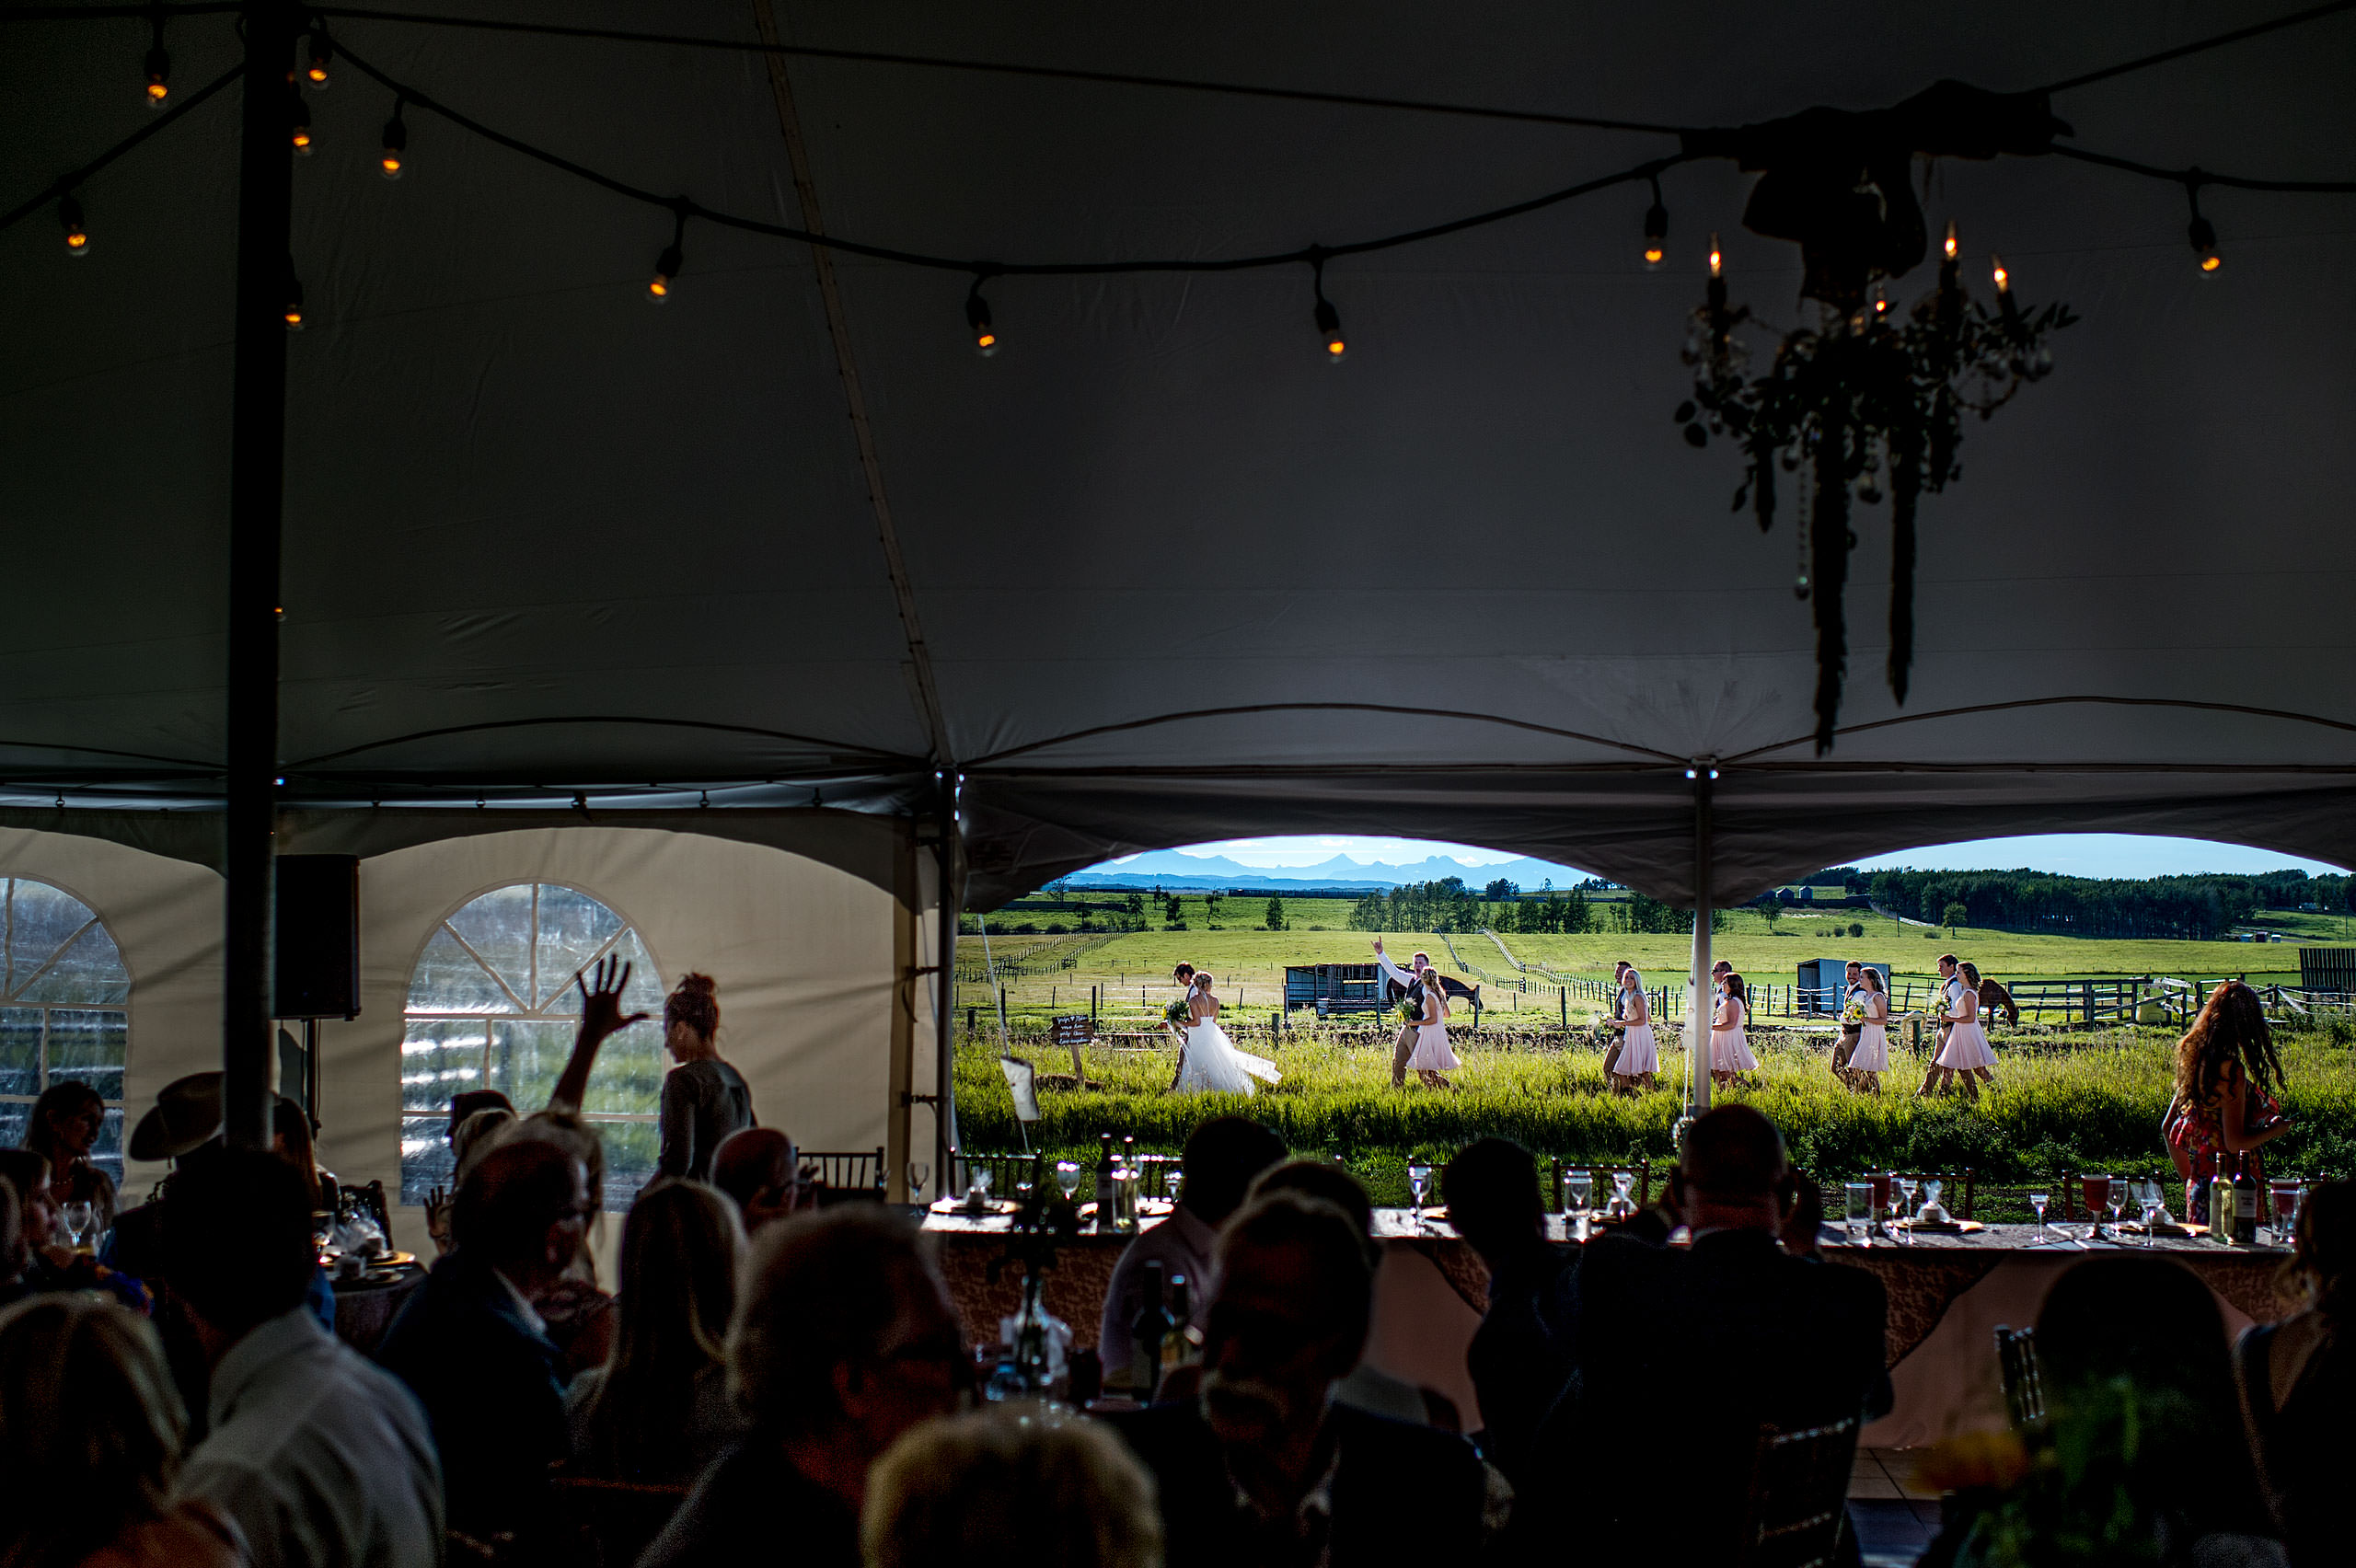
left=656, top=973, right=756, bottom=1183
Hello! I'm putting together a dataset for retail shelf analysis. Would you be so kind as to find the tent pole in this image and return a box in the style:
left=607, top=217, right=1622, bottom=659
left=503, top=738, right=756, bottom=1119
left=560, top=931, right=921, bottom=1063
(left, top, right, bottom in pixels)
left=222, top=0, right=297, bottom=1152
left=932, top=776, right=963, bottom=1204
left=1686, top=763, right=1715, bottom=1121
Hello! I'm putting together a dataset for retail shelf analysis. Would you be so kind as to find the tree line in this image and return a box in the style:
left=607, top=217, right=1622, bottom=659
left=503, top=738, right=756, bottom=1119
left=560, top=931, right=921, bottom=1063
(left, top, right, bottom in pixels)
left=1854, top=866, right=2352, bottom=940
left=1345, top=877, right=1727, bottom=937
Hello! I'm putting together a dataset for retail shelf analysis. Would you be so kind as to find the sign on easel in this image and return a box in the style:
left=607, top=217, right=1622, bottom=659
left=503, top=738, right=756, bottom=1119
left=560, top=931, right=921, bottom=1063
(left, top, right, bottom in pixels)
left=1049, top=1014, right=1093, bottom=1082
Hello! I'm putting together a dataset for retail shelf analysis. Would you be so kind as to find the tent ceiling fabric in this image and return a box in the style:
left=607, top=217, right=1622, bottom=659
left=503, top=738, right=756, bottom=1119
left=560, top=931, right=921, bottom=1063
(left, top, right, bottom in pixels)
left=5, top=3, right=2352, bottom=908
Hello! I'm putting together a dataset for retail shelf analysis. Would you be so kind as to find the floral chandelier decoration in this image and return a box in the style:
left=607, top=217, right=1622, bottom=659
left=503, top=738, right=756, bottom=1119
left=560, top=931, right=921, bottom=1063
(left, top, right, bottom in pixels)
left=1672, top=83, right=2079, bottom=753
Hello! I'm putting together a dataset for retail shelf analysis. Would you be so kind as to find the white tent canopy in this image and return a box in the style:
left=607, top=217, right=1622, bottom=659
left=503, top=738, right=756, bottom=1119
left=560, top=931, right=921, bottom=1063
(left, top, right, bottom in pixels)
left=5, top=0, right=2353, bottom=911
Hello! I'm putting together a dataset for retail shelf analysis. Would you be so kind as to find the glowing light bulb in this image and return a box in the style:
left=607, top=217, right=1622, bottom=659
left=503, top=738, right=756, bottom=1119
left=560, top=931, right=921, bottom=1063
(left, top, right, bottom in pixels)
left=1943, top=222, right=1958, bottom=261
left=1314, top=296, right=1345, bottom=362
left=306, top=29, right=331, bottom=87
left=283, top=274, right=306, bottom=331
left=144, top=44, right=170, bottom=106
left=1642, top=192, right=1668, bottom=270
left=379, top=103, right=407, bottom=180
left=2189, top=214, right=2222, bottom=274
left=1708, top=233, right=1723, bottom=280
left=1990, top=255, right=2009, bottom=294
left=60, top=194, right=89, bottom=257
left=649, top=243, right=682, bottom=302
left=965, top=285, right=998, bottom=356
left=290, top=96, right=313, bottom=155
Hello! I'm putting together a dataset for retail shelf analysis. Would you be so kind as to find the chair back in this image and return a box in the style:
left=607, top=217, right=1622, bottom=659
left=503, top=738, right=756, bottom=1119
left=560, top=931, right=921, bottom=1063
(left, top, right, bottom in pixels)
left=1132, top=1151, right=1181, bottom=1200
left=1737, top=1413, right=1861, bottom=1568
left=1549, top=1158, right=1653, bottom=1210
left=1892, top=1170, right=1974, bottom=1220
left=1993, top=1325, right=2046, bottom=1427
left=549, top=1476, right=691, bottom=1568
left=799, top=1146, right=886, bottom=1202
left=953, top=1152, right=1045, bottom=1199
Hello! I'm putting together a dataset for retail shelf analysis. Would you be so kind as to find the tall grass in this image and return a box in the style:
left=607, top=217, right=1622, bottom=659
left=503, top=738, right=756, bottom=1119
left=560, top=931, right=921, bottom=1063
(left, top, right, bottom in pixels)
left=957, top=1025, right=2356, bottom=1205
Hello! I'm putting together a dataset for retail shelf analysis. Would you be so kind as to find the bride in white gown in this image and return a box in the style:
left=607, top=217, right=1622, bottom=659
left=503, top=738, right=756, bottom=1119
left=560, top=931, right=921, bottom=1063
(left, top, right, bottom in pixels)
left=1173, top=972, right=1283, bottom=1096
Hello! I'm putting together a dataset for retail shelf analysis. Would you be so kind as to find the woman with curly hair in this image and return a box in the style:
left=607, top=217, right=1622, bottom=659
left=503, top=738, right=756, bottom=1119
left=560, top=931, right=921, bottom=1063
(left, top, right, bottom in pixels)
left=2164, top=979, right=2292, bottom=1225
left=20, top=1081, right=116, bottom=1243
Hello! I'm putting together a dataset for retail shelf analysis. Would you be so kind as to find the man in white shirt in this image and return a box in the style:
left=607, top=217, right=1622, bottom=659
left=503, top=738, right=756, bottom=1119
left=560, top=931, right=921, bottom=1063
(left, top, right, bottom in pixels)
left=167, top=1149, right=443, bottom=1568
left=1831, top=960, right=1867, bottom=1080
left=1372, top=939, right=1432, bottom=1088
left=1098, top=1116, right=1286, bottom=1394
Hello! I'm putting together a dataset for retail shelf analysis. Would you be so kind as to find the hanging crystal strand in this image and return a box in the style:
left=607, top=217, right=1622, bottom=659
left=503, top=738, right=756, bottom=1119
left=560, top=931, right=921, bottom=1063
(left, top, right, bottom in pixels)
left=1810, top=409, right=1853, bottom=755
left=1794, top=434, right=1814, bottom=600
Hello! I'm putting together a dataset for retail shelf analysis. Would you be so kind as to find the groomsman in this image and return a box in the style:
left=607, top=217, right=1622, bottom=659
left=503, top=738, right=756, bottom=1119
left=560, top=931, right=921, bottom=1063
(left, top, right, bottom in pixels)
left=1372, top=939, right=1430, bottom=1089
left=1831, top=961, right=1867, bottom=1080
left=1934, top=953, right=1963, bottom=1052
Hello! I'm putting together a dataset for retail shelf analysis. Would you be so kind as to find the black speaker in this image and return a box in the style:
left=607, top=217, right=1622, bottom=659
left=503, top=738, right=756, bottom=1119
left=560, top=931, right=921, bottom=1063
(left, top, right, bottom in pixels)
left=274, top=854, right=360, bottom=1020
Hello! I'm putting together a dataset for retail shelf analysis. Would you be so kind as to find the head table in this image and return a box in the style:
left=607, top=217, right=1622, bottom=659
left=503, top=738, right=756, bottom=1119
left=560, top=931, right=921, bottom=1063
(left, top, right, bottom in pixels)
left=919, top=1207, right=2296, bottom=1446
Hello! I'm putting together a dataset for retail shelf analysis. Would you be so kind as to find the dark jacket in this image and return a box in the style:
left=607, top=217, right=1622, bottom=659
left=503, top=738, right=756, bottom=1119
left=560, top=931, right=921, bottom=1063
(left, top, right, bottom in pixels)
left=1535, top=1228, right=1889, bottom=1563
left=1466, top=1241, right=1576, bottom=1486
left=636, top=1437, right=858, bottom=1568
left=1107, top=1401, right=1488, bottom=1567
left=375, top=1253, right=571, bottom=1542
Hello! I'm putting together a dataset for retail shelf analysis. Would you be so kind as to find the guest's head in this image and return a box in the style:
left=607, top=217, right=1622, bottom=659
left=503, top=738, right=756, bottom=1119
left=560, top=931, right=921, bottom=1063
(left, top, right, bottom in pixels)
left=1959, top=962, right=1982, bottom=988
left=1620, top=964, right=1638, bottom=990
left=1177, top=1117, right=1287, bottom=1227
left=1713, top=960, right=1732, bottom=978
left=1722, top=973, right=1747, bottom=1005
left=1200, top=1194, right=1373, bottom=1458
left=2286, top=1180, right=2356, bottom=1322
left=1410, top=951, right=1430, bottom=973
left=447, top=1090, right=514, bottom=1147
left=1937, top=953, right=1958, bottom=975
left=271, top=1096, right=324, bottom=1211
left=1247, top=1160, right=1379, bottom=1271
left=0, top=1149, right=56, bottom=1251
left=0, top=1295, right=190, bottom=1568
left=711, top=1127, right=801, bottom=1231
left=581, top=1179, right=745, bottom=1477
left=1845, top=961, right=1862, bottom=980
left=1443, top=1137, right=1545, bottom=1262
left=451, top=1107, right=516, bottom=1182
left=451, top=1138, right=591, bottom=1295
left=1861, top=968, right=1885, bottom=995
left=1614, top=961, right=1629, bottom=979
left=2176, top=978, right=2284, bottom=1107
left=0, top=1177, right=23, bottom=1285
left=161, top=1148, right=317, bottom=1356
left=1668, top=1105, right=1793, bottom=1234
left=510, top=1109, right=607, bottom=1220
left=1172, top=963, right=1195, bottom=984
left=25, top=1080, right=105, bottom=1168
left=665, top=972, right=721, bottom=1060
left=862, top=1404, right=1162, bottom=1568
left=729, top=1208, right=962, bottom=1465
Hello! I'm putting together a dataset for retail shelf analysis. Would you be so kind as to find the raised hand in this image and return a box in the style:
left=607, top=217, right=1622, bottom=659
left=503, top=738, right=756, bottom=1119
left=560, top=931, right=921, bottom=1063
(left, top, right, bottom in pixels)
left=574, top=954, right=651, bottom=1043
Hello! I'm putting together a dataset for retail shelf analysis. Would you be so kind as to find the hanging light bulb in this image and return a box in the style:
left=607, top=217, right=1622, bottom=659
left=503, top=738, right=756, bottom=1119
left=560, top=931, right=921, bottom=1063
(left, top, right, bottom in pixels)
left=1943, top=222, right=1958, bottom=263
left=379, top=100, right=407, bottom=179
left=648, top=243, right=682, bottom=301
left=144, top=29, right=170, bottom=107
left=2186, top=183, right=2222, bottom=274
left=1641, top=174, right=1668, bottom=269
left=305, top=28, right=331, bottom=88
left=1314, top=296, right=1345, bottom=360
left=59, top=193, right=90, bottom=257
left=289, top=93, right=314, bottom=156
left=964, top=279, right=999, bottom=356
left=1990, top=255, right=2010, bottom=294
left=283, top=265, right=306, bottom=331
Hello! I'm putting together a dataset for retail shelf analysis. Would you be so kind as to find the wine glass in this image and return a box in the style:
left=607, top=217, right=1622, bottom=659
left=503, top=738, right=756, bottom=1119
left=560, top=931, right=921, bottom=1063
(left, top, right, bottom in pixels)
left=2140, top=1180, right=2165, bottom=1247
left=2106, top=1180, right=2127, bottom=1238
left=907, top=1160, right=931, bottom=1205
left=2270, top=1181, right=2301, bottom=1244
left=61, top=1200, right=93, bottom=1253
left=1843, top=1182, right=1874, bottom=1246
left=2027, top=1191, right=2050, bottom=1245
left=2083, top=1174, right=2112, bottom=1240
left=1611, top=1169, right=1635, bottom=1218
left=1566, top=1170, right=1593, bottom=1216
left=1056, top=1159, right=1081, bottom=1202
left=1889, top=1178, right=1917, bottom=1245
left=1407, top=1160, right=1433, bottom=1228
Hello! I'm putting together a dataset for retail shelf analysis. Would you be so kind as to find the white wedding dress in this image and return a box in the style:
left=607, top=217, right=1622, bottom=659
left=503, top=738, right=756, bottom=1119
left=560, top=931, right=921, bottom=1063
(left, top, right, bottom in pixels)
left=1176, top=1008, right=1283, bottom=1096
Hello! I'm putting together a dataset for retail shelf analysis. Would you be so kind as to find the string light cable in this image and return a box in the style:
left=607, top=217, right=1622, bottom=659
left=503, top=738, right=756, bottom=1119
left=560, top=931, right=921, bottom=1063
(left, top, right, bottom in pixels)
left=0, top=58, right=238, bottom=236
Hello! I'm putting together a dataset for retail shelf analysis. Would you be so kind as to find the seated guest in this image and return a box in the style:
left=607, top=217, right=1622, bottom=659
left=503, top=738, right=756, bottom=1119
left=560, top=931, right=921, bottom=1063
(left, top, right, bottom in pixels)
left=1538, top=1105, right=1888, bottom=1562
left=504, top=1109, right=616, bottom=1374
left=0, top=1148, right=148, bottom=1314
left=710, top=1127, right=802, bottom=1233
left=641, top=1207, right=965, bottom=1568
left=2240, top=1180, right=2356, bottom=1565
left=1107, top=1193, right=1492, bottom=1564
left=377, top=1137, right=590, bottom=1546
left=1246, top=1159, right=1455, bottom=1428
left=428, top=1105, right=519, bottom=1256
left=1442, top=1137, right=1574, bottom=1482
left=450, top=1088, right=516, bottom=1143
left=569, top=1179, right=746, bottom=1482
left=1930, top=1254, right=2281, bottom=1566
left=167, top=1150, right=442, bottom=1568
left=1099, top=1116, right=1287, bottom=1393
left=22, top=1078, right=118, bottom=1239
left=0, top=1177, right=22, bottom=1309
left=0, top=1294, right=244, bottom=1568
left=863, top=1403, right=1162, bottom=1568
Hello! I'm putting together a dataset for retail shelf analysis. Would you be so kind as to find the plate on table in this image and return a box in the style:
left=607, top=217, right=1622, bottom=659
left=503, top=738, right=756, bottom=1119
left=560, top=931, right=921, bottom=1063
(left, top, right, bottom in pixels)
left=2116, top=1222, right=2194, bottom=1239
left=375, top=1251, right=418, bottom=1269
left=930, top=1197, right=1020, bottom=1216
left=1896, top=1218, right=1984, bottom=1235
left=1077, top=1199, right=1176, bottom=1221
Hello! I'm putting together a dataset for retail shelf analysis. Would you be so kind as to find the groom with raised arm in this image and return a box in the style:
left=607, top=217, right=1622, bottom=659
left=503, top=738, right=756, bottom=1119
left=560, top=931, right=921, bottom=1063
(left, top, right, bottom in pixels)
left=1372, top=939, right=1431, bottom=1090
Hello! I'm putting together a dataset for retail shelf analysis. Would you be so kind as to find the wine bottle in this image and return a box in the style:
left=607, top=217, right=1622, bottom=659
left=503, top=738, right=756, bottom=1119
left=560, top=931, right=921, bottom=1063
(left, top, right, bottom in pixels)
left=2207, top=1154, right=2234, bottom=1242
left=2233, top=1155, right=2260, bottom=1245
left=1130, top=1261, right=1173, bottom=1402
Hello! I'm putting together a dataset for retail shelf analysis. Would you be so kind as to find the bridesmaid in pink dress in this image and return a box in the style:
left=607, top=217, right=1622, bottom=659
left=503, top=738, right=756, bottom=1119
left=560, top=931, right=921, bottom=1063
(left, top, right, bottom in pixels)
left=1407, top=972, right=1459, bottom=1090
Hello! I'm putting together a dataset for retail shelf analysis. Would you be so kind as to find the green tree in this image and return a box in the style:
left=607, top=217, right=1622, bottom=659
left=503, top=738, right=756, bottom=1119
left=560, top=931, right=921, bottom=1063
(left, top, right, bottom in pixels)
left=1942, top=900, right=1969, bottom=932
left=1484, top=878, right=1519, bottom=900
left=1761, top=902, right=1781, bottom=932
left=1125, top=892, right=1146, bottom=917
left=1265, top=895, right=1287, bottom=931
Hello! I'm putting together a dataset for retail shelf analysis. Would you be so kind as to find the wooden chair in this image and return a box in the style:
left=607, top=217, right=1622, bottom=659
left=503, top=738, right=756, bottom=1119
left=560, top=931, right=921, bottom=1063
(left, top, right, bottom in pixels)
left=549, top=1475, right=690, bottom=1568
left=1737, top=1414, right=1861, bottom=1568
left=1132, top=1152, right=1181, bottom=1200
left=1993, top=1325, right=2046, bottom=1428
left=799, top=1147, right=886, bottom=1201
left=953, top=1151, right=1045, bottom=1199
left=1549, top=1158, right=1652, bottom=1211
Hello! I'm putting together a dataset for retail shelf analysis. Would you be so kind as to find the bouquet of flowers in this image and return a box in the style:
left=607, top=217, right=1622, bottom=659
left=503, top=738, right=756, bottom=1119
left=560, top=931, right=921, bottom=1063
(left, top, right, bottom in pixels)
left=1164, top=997, right=1191, bottom=1026
left=1842, top=997, right=1868, bottom=1027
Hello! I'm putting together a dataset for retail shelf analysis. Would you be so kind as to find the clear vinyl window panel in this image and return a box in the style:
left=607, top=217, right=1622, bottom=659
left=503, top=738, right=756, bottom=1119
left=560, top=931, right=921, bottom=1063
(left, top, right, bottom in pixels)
left=400, top=882, right=665, bottom=1208
left=0, top=879, right=130, bottom=1182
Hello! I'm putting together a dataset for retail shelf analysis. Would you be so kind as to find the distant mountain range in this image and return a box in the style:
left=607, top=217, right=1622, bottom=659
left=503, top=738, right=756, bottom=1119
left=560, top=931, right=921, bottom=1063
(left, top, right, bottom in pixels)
left=1062, top=850, right=1598, bottom=893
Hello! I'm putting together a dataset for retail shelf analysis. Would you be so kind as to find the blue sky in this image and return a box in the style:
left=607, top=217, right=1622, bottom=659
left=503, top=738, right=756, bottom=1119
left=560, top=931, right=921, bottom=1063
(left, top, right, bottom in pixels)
left=1141, top=834, right=2342, bottom=878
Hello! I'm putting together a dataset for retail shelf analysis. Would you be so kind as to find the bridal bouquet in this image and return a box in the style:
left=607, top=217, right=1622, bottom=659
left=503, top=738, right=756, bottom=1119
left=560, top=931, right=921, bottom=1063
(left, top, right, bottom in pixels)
left=1164, top=998, right=1192, bottom=1026
left=1842, top=998, right=1868, bottom=1027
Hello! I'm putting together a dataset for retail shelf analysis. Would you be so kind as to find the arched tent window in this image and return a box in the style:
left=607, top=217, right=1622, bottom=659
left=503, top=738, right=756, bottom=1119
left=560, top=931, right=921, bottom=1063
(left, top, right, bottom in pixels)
left=400, top=882, right=666, bottom=1207
left=0, top=878, right=132, bottom=1181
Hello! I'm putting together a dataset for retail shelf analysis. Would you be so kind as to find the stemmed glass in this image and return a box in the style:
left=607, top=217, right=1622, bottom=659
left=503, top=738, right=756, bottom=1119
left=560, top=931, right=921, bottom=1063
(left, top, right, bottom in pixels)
left=1407, top=1160, right=1433, bottom=1229
left=2027, top=1191, right=2050, bottom=1245
left=61, top=1200, right=93, bottom=1253
left=1844, top=1182, right=1875, bottom=1246
left=2140, top=1180, right=2165, bottom=1247
left=2106, top=1180, right=2127, bottom=1239
left=2084, top=1174, right=2114, bottom=1241
left=1056, top=1160, right=1082, bottom=1203
left=1566, top=1171, right=1594, bottom=1240
left=1889, top=1178, right=1918, bottom=1245
left=1611, top=1170, right=1635, bottom=1218
left=908, top=1161, right=931, bottom=1205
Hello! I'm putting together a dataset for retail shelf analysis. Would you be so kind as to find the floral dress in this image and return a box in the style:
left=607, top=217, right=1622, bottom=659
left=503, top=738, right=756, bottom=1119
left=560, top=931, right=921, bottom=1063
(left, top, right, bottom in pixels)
left=2165, top=1069, right=2279, bottom=1224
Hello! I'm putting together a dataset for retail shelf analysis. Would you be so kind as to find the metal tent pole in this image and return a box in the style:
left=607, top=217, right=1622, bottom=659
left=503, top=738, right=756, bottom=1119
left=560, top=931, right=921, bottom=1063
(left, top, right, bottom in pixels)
left=932, top=775, right=964, bottom=1203
left=1685, top=762, right=1715, bottom=1121
left=223, top=0, right=297, bottom=1151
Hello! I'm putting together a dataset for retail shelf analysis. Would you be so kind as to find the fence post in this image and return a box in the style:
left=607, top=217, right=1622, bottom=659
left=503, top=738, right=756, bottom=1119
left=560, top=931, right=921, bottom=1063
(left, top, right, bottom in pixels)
left=1560, top=987, right=1567, bottom=1029
left=2081, top=980, right=2094, bottom=1023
